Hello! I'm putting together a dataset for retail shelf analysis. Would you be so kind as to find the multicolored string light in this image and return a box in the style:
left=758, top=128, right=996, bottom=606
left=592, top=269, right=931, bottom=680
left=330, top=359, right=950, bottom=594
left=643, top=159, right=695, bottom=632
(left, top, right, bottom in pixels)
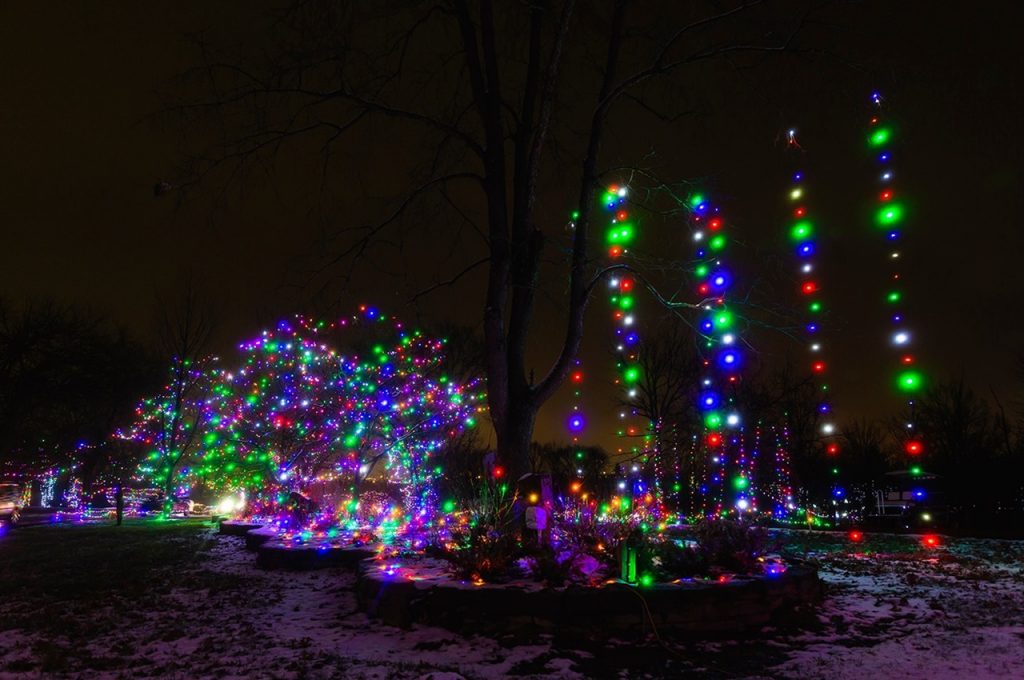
left=782, top=129, right=843, bottom=500
left=688, top=193, right=746, bottom=517
left=127, top=307, right=483, bottom=531
left=599, top=185, right=654, bottom=497
left=867, top=93, right=925, bottom=461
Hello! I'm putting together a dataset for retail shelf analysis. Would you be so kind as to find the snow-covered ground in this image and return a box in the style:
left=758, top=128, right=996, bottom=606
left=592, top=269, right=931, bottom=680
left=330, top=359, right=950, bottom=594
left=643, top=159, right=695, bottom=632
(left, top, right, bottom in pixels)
left=1, top=528, right=1023, bottom=679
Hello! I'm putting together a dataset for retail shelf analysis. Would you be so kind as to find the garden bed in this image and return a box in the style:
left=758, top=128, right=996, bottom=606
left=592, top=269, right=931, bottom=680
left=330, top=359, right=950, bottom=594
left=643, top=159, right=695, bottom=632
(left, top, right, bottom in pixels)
left=245, top=525, right=280, bottom=550
left=217, top=519, right=265, bottom=537
left=355, top=556, right=821, bottom=637
left=255, top=537, right=379, bottom=570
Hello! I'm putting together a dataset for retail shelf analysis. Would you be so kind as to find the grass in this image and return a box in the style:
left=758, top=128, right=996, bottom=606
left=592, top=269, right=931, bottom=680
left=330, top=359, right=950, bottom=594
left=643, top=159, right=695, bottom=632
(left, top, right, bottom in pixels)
left=0, top=519, right=254, bottom=674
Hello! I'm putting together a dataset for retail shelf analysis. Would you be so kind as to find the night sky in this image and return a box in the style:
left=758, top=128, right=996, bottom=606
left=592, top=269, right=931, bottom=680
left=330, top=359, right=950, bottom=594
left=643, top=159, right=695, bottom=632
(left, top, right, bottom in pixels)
left=2, top=1, right=1023, bottom=450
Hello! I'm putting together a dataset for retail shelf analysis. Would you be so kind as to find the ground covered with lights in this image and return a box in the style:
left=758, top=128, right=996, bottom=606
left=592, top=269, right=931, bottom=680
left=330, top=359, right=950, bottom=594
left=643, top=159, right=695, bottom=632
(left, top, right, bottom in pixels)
left=1, top=521, right=1022, bottom=679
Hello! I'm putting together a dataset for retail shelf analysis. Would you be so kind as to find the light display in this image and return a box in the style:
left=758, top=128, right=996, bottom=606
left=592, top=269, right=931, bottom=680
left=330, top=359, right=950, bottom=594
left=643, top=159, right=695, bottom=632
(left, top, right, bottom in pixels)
left=867, top=93, right=925, bottom=460
left=782, top=128, right=843, bottom=503
left=124, top=356, right=218, bottom=515
left=599, top=186, right=660, bottom=512
left=688, top=192, right=747, bottom=517
left=127, top=307, right=483, bottom=533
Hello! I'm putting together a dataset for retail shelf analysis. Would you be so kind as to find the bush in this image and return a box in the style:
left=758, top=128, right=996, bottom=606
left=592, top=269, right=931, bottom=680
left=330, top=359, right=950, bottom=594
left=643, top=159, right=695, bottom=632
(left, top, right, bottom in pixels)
left=692, top=518, right=773, bottom=574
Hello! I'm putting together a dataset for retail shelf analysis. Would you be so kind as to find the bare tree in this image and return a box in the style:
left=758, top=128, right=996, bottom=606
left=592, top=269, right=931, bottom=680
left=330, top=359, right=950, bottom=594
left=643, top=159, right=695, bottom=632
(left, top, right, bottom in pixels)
left=172, top=1, right=811, bottom=483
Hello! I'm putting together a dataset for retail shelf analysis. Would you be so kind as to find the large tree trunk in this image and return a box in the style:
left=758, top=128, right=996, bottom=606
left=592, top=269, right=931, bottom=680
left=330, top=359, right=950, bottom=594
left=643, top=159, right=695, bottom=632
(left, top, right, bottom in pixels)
left=498, top=400, right=537, bottom=485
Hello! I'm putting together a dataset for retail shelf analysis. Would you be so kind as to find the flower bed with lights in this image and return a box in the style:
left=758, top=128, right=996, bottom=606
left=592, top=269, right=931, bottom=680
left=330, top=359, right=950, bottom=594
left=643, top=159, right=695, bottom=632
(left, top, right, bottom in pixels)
left=255, top=530, right=381, bottom=570
left=353, top=504, right=821, bottom=636
left=355, top=544, right=819, bottom=637
left=218, top=519, right=265, bottom=536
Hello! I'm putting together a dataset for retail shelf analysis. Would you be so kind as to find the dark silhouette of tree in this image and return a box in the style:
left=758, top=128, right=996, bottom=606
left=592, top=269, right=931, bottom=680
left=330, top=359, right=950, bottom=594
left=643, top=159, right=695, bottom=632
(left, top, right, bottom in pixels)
left=172, top=0, right=813, bottom=484
left=0, top=298, right=160, bottom=492
left=839, top=418, right=892, bottom=515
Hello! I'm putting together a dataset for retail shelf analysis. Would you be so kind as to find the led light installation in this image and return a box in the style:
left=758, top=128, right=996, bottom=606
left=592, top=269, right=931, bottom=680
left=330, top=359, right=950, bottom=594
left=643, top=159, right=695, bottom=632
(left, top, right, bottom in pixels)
left=867, top=93, right=925, bottom=460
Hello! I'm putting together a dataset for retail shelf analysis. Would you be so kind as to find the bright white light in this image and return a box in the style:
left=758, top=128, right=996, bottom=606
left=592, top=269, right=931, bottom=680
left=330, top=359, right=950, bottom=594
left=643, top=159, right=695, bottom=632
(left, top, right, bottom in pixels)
left=618, top=481, right=626, bottom=490
left=893, top=331, right=910, bottom=345
left=790, top=188, right=803, bottom=200
left=623, top=315, right=634, bottom=326
left=882, top=171, right=893, bottom=181
left=693, top=231, right=704, bottom=241
left=722, top=334, right=735, bottom=345
left=358, top=464, right=370, bottom=476
left=736, top=499, right=750, bottom=511
left=726, top=413, right=741, bottom=427
left=891, top=251, right=900, bottom=259
left=822, top=423, right=835, bottom=435
left=628, top=389, right=637, bottom=398
left=217, top=494, right=245, bottom=516
left=609, top=278, right=619, bottom=288
left=630, top=465, right=639, bottom=473
left=617, top=187, right=627, bottom=197
left=702, top=379, right=712, bottom=386
left=802, top=263, right=813, bottom=273
left=811, top=343, right=821, bottom=352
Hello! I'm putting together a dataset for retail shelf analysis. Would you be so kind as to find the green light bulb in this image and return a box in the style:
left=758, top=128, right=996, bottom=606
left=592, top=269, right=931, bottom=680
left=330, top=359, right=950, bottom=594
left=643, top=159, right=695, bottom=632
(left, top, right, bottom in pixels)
left=897, top=370, right=923, bottom=392
left=877, top=203, right=904, bottom=226
left=789, top=221, right=814, bottom=241
left=869, top=127, right=892, bottom=147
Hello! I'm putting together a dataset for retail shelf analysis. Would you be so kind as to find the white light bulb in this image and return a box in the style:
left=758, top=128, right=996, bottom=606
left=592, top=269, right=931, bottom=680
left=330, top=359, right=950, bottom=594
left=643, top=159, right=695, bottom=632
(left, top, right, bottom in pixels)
left=722, top=334, right=735, bottom=345
left=893, top=331, right=909, bottom=345
left=736, top=499, right=750, bottom=510
left=726, top=414, right=740, bottom=426
left=693, top=232, right=704, bottom=241
left=822, top=423, right=835, bottom=435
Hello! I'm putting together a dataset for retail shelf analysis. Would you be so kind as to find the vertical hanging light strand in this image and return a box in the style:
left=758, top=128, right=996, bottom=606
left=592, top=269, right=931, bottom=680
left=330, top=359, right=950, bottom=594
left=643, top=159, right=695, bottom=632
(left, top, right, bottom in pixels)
left=689, top=193, right=745, bottom=518
left=783, top=129, right=841, bottom=512
left=600, top=186, right=648, bottom=498
left=867, top=93, right=925, bottom=461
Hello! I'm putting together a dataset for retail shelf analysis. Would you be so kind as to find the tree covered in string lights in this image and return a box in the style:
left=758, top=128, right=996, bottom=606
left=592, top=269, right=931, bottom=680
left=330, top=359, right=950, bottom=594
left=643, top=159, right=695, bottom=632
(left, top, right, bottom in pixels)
left=129, top=309, right=484, bottom=524
left=124, top=356, right=217, bottom=515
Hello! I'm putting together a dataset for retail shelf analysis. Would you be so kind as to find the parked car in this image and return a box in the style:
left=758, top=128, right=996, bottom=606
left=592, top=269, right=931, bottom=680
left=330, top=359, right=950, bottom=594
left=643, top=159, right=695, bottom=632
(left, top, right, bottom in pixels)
left=0, top=483, right=25, bottom=525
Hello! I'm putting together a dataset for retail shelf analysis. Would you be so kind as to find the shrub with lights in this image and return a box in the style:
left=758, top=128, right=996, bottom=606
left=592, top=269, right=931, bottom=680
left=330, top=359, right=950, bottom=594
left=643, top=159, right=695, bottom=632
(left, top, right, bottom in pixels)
left=126, top=308, right=485, bottom=537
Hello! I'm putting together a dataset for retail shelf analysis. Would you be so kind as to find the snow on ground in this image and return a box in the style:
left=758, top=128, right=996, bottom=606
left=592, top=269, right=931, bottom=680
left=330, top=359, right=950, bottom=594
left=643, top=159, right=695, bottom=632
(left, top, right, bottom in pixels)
left=769, top=539, right=1024, bottom=679
left=1, top=527, right=1023, bottom=679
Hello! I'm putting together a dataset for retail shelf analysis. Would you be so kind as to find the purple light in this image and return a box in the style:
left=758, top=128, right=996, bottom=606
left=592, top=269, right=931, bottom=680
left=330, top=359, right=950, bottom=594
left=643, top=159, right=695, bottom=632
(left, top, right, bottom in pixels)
left=567, top=414, right=586, bottom=433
